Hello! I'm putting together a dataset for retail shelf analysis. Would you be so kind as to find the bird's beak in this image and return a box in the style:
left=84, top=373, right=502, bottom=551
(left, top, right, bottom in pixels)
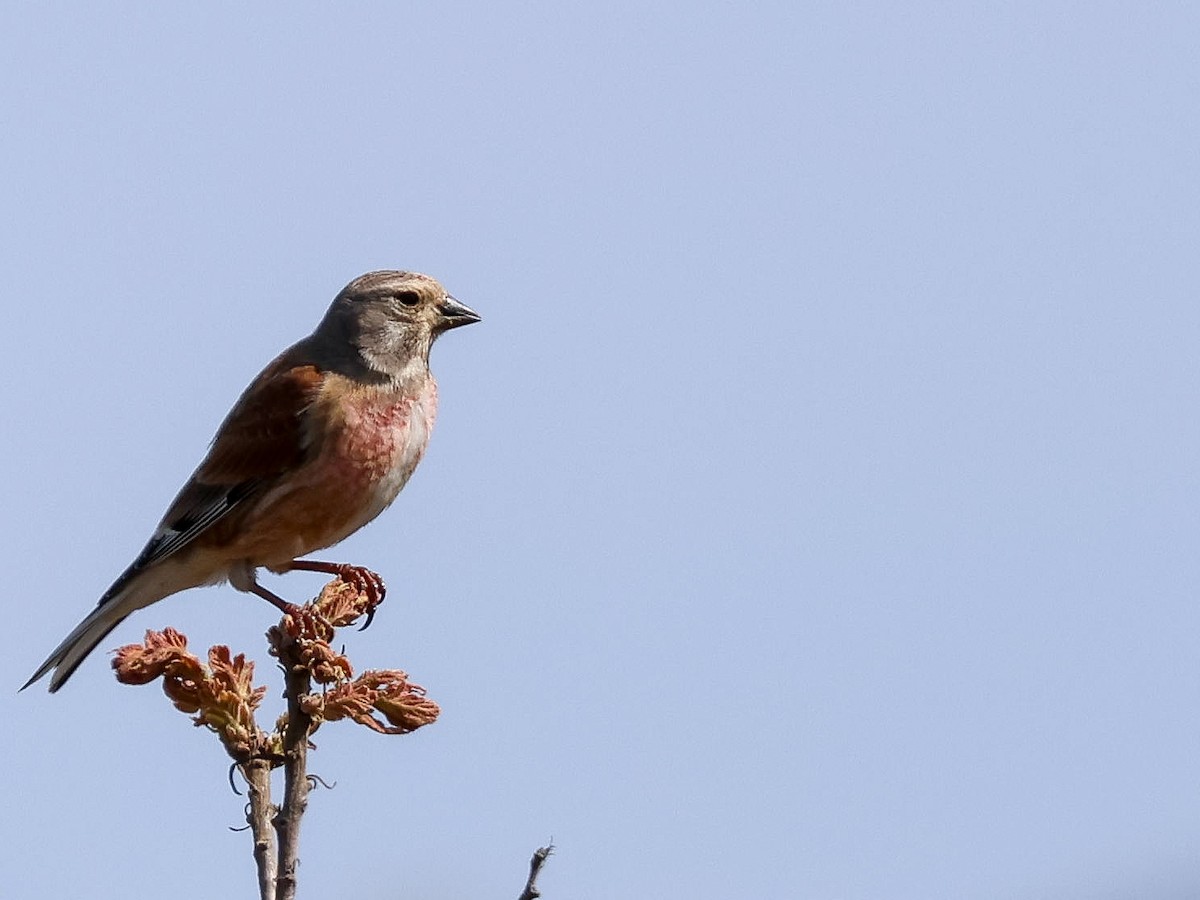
left=437, top=295, right=481, bottom=330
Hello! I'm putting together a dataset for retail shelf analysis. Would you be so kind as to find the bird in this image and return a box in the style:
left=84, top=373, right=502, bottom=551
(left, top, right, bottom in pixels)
left=23, top=270, right=479, bottom=692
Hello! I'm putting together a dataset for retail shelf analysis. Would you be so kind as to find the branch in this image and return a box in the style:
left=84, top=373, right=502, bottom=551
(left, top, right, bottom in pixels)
left=517, top=844, right=554, bottom=900
left=241, top=758, right=278, bottom=900
left=272, top=627, right=314, bottom=900
left=112, top=576, right=440, bottom=899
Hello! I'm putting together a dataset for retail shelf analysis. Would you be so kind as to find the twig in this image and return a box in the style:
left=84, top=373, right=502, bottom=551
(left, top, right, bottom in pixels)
left=242, top=757, right=278, bottom=900
left=518, top=844, right=554, bottom=900
left=273, top=631, right=313, bottom=900
left=112, top=579, right=439, bottom=899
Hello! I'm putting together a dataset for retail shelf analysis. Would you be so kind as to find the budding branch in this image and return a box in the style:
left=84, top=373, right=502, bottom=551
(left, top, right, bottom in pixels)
left=112, top=577, right=438, bottom=900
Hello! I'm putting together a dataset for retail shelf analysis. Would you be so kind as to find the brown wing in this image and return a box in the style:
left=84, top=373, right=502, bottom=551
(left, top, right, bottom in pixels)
left=131, top=362, right=326, bottom=568
left=195, top=363, right=325, bottom=483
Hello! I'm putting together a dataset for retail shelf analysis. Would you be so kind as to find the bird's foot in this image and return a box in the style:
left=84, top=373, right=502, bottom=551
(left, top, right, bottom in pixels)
left=337, top=564, right=386, bottom=609
left=286, top=560, right=386, bottom=630
left=337, top=565, right=384, bottom=630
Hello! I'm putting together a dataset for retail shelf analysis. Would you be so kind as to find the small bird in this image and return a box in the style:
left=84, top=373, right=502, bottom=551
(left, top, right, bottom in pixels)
left=24, top=270, right=479, bottom=692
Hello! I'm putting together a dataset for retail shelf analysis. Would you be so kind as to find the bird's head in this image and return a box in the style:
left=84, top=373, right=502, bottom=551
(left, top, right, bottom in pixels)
left=318, top=270, right=480, bottom=381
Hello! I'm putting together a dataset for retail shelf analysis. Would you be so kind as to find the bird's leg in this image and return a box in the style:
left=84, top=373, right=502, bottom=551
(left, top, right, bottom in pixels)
left=283, top=560, right=386, bottom=629
left=246, top=577, right=305, bottom=618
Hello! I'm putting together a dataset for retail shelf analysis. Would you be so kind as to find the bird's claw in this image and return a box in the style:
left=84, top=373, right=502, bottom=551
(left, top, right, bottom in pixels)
left=333, top=564, right=385, bottom=628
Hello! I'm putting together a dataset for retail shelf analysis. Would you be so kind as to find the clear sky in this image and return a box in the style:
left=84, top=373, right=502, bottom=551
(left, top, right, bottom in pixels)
left=3, top=4, right=1199, bottom=898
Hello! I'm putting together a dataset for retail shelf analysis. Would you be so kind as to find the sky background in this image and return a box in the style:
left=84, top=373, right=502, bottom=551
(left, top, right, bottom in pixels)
left=2, top=4, right=1199, bottom=898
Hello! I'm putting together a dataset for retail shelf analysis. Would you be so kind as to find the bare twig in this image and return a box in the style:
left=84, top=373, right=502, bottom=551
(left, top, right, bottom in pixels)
left=272, top=630, right=314, bottom=900
left=518, top=844, right=554, bottom=900
left=242, top=757, right=278, bottom=900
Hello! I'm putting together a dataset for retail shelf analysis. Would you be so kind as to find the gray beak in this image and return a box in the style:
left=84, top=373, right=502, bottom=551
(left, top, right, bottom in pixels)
left=438, top=295, right=481, bottom=330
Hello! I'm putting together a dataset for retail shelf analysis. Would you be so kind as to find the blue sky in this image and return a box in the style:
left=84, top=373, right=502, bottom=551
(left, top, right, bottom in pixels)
left=3, top=4, right=1199, bottom=898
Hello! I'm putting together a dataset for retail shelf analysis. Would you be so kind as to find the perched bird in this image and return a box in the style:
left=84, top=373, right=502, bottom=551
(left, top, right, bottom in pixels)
left=24, top=270, right=479, bottom=692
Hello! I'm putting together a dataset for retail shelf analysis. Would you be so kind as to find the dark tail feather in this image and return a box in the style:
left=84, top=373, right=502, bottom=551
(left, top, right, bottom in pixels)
left=22, top=573, right=155, bottom=692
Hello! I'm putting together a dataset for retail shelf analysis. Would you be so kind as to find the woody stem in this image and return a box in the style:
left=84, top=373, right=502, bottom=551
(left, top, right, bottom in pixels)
left=242, top=757, right=278, bottom=900
left=272, top=633, right=313, bottom=900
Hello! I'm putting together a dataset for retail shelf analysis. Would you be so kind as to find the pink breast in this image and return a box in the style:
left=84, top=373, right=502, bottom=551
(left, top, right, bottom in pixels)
left=328, top=379, right=438, bottom=493
left=228, top=380, right=440, bottom=565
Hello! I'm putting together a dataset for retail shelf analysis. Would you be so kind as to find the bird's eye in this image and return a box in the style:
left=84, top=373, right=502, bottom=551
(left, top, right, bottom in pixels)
left=395, top=291, right=421, bottom=307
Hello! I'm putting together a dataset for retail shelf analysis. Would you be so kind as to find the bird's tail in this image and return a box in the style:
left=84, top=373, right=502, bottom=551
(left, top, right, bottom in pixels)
left=22, top=569, right=164, bottom=693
